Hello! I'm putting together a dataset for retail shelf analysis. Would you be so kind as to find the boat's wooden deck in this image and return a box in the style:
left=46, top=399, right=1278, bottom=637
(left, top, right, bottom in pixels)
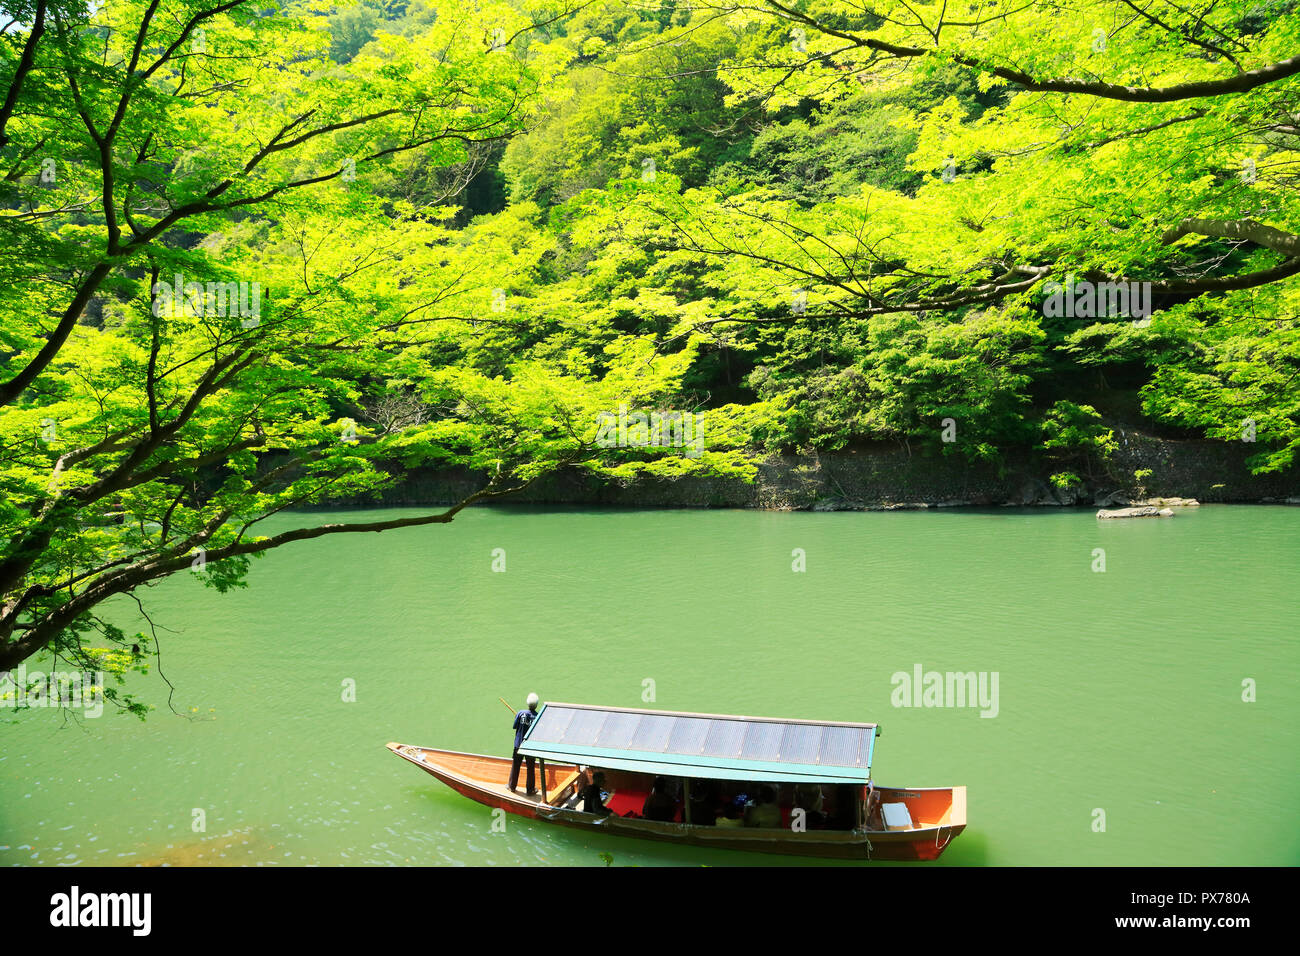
left=391, top=744, right=579, bottom=804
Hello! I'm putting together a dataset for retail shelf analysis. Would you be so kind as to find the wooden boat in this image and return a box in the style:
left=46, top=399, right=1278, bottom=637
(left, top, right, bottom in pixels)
left=387, top=702, right=965, bottom=861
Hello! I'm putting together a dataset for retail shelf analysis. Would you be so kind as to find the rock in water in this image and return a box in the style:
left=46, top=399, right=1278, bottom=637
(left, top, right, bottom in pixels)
left=1096, top=506, right=1172, bottom=519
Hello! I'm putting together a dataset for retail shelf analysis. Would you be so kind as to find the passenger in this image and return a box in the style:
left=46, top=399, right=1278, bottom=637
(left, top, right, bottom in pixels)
left=581, top=771, right=614, bottom=816
left=688, top=779, right=718, bottom=826
left=641, top=776, right=678, bottom=822
left=865, top=781, right=884, bottom=830
left=793, top=782, right=824, bottom=813
left=793, top=782, right=827, bottom=828
left=714, top=798, right=745, bottom=828
left=508, top=692, right=541, bottom=795
left=744, top=784, right=782, bottom=828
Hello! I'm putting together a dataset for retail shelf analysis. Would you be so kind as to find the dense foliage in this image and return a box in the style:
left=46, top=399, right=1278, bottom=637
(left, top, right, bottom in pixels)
left=493, top=0, right=1300, bottom=476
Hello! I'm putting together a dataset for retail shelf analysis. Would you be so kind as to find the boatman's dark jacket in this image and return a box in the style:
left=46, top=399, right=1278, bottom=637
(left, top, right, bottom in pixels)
left=513, top=708, right=537, bottom=750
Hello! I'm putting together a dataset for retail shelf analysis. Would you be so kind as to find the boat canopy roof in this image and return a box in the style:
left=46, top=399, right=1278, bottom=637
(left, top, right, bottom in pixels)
left=517, top=703, right=878, bottom=784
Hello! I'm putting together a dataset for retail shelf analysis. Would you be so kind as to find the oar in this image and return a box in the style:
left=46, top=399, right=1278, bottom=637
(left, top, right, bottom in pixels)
left=499, top=696, right=515, bottom=713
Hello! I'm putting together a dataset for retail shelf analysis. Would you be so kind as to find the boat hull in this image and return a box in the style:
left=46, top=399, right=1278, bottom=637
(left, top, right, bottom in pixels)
left=387, top=743, right=965, bottom=861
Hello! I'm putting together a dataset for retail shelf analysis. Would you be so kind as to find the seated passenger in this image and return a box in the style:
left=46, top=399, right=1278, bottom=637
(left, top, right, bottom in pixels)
left=688, top=779, right=718, bottom=826
left=581, top=771, right=613, bottom=816
left=864, top=781, right=883, bottom=830
left=793, top=782, right=824, bottom=813
left=792, top=782, right=827, bottom=828
left=714, top=799, right=745, bottom=828
left=743, top=784, right=782, bottom=828
left=641, top=776, right=678, bottom=822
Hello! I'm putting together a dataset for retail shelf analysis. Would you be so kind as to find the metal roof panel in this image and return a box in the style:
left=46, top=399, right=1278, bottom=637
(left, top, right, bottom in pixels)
left=518, top=703, right=878, bottom=782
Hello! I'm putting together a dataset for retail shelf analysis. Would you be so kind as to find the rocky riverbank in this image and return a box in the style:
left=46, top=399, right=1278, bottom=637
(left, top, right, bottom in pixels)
left=328, top=430, right=1300, bottom=511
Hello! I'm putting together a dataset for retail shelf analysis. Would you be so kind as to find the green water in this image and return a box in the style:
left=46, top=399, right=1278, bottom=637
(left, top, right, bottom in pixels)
left=2, top=505, right=1297, bottom=866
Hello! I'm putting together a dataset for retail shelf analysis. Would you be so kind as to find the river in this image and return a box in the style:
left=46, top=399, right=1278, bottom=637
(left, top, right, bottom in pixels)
left=2, top=505, right=1297, bottom=866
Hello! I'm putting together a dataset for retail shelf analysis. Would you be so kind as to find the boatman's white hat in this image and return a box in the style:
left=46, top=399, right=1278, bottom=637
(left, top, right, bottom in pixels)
left=526, top=692, right=540, bottom=708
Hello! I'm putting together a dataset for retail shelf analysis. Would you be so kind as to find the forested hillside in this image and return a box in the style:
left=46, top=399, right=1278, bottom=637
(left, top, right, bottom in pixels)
left=330, top=0, right=1300, bottom=489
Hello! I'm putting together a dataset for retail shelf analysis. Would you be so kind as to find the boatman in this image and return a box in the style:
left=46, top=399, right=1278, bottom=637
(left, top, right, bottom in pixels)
left=508, top=693, right=541, bottom=795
